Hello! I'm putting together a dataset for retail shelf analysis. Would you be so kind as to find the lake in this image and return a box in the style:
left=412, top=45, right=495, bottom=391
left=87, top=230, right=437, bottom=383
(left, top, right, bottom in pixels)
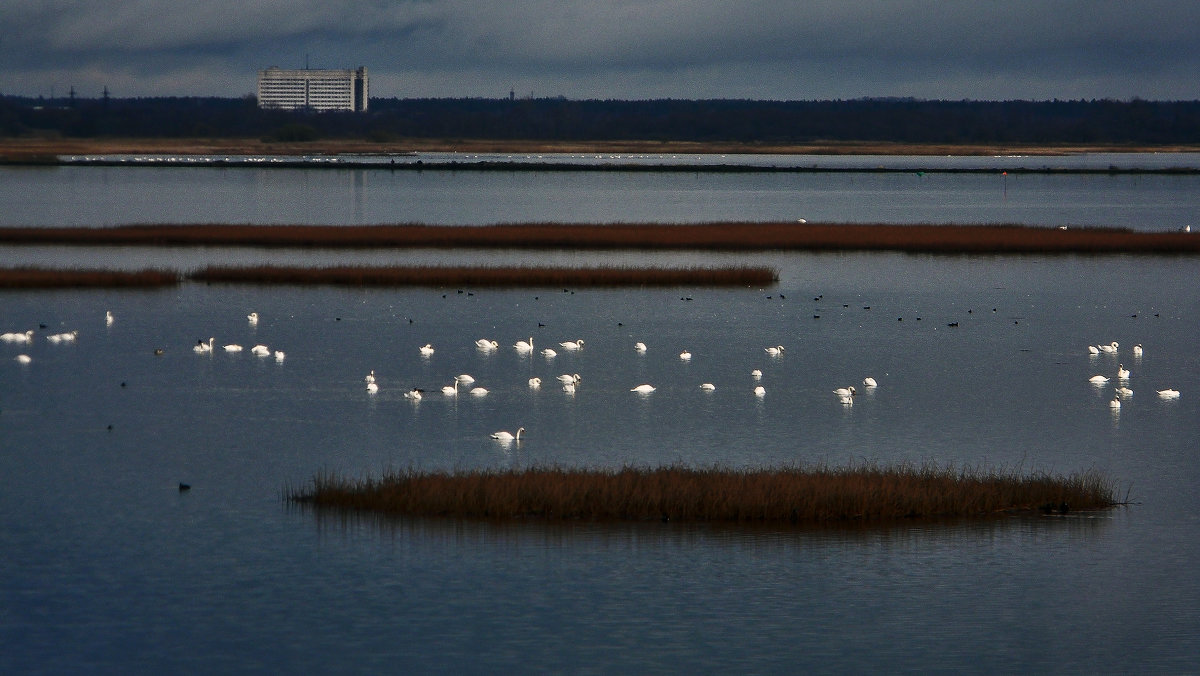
left=1, top=159, right=1199, bottom=672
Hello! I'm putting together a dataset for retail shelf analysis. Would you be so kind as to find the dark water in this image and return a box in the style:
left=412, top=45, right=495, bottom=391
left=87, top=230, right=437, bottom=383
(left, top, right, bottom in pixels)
left=2, top=252, right=1198, bottom=672
left=2, top=161, right=1199, bottom=229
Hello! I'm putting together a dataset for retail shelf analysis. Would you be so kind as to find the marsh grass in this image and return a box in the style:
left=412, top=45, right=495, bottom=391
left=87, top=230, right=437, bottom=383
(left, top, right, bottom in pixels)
left=0, top=267, right=179, bottom=288
left=288, top=464, right=1118, bottom=524
left=0, top=223, right=1197, bottom=254
left=189, top=264, right=776, bottom=287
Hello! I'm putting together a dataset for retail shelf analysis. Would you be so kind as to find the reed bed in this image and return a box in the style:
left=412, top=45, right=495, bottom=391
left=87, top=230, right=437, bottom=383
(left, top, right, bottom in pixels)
left=1, top=223, right=1196, bottom=254
left=189, top=264, right=775, bottom=287
left=288, top=464, right=1118, bottom=524
left=0, top=267, right=179, bottom=288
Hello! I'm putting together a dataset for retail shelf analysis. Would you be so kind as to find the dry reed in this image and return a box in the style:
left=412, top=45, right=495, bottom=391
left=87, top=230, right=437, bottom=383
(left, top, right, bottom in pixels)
left=1, top=223, right=1196, bottom=254
left=188, top=264, right=775, bottom=287
left=288, top=464, right=1118, bottom=524
left=0, top=267, right=179, bottom=288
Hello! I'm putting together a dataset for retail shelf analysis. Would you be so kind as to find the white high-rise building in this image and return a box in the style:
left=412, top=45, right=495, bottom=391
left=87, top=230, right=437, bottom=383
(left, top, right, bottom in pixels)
left=257, top=67, right=369, bottom=112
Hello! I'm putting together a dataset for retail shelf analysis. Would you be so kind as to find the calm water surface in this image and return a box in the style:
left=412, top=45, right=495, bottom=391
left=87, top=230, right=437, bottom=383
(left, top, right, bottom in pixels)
left=2, top=251, right=1199, bottom=672
left=2, top=161, right=1199, bottom=229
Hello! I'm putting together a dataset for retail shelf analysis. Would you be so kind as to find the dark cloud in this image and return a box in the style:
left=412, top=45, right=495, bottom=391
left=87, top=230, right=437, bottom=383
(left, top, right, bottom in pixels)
left=3, top=1, right=1197, bottom=100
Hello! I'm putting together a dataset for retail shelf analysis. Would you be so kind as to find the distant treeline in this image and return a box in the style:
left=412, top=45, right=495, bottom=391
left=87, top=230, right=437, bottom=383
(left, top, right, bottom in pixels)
left=3, top=95, right=1200, bottom=144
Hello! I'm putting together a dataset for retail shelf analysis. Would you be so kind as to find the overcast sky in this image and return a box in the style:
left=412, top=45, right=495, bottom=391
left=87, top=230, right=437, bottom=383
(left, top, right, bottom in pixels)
left=3, top=1, right=1198, bottom=101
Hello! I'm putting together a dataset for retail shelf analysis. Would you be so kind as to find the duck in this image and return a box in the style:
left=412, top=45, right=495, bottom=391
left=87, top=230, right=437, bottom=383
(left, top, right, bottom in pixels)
left=193, top=337, right=214, bottom=353
left=765, top=345, right=785, bottom=356
left=514, top=337, right=534, bottom=353
left=1157, top=389, right=1181, bottom=399
left=491, top=427, right=525, bottom=442
left=679, top=350, right=692, bottom=361
left=1088, top=375, right=1109, bottom=384
left=634, top=342, right=647, bottom=353
left=559, top=339, right=584, bottom=350
left=541, top=348, right=558, bottom=358
left=475, top=338, right=499, bottom=350
left=863, top=377, right=878, bottom=388
left=1117, top=364, right=1130, bottom=380
left=700, top=383, right=716, bottom=391
left=528, top=377, right=542, bottom=389
left=630, top=384, right=656, bottom=394
left=419, top=343, right=435, bottom=356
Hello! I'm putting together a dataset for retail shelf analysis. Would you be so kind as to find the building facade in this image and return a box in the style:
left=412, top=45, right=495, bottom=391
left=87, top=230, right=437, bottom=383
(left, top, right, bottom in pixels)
left=257, top=67, right=369, bottom=112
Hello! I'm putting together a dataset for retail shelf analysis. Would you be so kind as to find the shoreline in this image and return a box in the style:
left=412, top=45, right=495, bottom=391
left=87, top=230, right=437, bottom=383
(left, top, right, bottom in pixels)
left=3, top=137, right=1200, bottom=160
left=2, top=223, right=1196, bottom=255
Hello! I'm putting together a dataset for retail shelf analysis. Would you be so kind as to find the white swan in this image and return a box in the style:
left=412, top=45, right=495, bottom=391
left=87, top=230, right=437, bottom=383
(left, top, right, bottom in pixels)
left=365, top=370, right=376, bottom=384
left=514, top=337, right=534, bottom=353
left=193, top=337, right=214, bottom=353
left=631, top=384, right=656, bottom=393
left=105, top=311, right=114, bottom=326
left=247, top=312, right=259, bottom=325
left=251, top=344, right=271, bottom=357
left=46, top=331, right=78, bottom=344
left=419, top=343, right=435, bottom=356
left=274, top=350, right=285, bottom=362
left=442, top=381, right=459, bottom=396
left=404, top=388, right=423, bottom=400
left=559, top=339, right=584, bottom=350
left=863, top=377, right=878, bottom=388
left=556, top=373, right=581, bottom=384
left=1116, top=387, right=1134, bottom=398
left=634, top=342, right=647, bottom=353
left=1099, top=341, right=1119, bottom=353
left=754, top=385, right=766, bottom=397
left=366, top=382, right=379, bottom=394
left=1, top=330, right=33, bottom=343
left=1087, top=345, right=1100, bottom=355
left=541, top=348, right=557, bottom=358
left=765, top=345, right=785, bottom=356
left=1117, top=364, right=1130, bottom=380
left=528, top=377, right=542, bottom=388
left=750, top=369, right=763, bottom=379
left=456, top=374, right=475, bottom=384
left=833, top=386, right=857, bottom=397
left=562, top=381, right=576, bottom=394
left=469, top=387, right=488, bottom=396
left=1109, top=397, right=1121, bottom=409
left=679, top=350, right=692, bottom=361
left=700, top=383, right=716, bottom=391
left=224, top=344, right=243, bottom=352
left=15, top=354, right=32, bottom=364
left=475, top=338, right=499, bottom=350
left=1132, top=344, right=1144, bottom=357
left=491, top=427, right=525, bottom=442
left=1088, top=375, right=1109, bottom=384
left=1157, top=389, right=1181, bottom=399
left=839, top=394, right=854, bottom=406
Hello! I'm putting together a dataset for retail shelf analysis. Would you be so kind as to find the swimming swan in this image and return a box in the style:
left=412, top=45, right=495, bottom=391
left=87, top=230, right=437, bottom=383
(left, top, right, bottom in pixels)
left=491, top=427, right=525, bottom=442
left=630, top=384, right=656, bottom=393
left=193, top=337, right=214, bottom=353
left=1117, top=364, right=1130, bottom=379
left=365, top=370, right=376, bottom=384
left=833, top=386, right=857, bottom=397
left=15, top=354, right=32, bottom=364
left=476, top=338, right=499, bottom=350
left=366, top=382, right=379, bottom=394
left=1088, top=345, right=1100, bottom=355
left=1116, top=386, right=1134, bottom=398
left=1088, top=375, right=1109, bottom=384
left=679, top=350, right=692, bottom=361
left=754, top=385, right=766, bottom=397
left=765, top=345, right=785, bottom=356
left=541, top=348, right=558, bottom=358
left=750, top=369, right=763, bottom=379
left=1132, top=344, right=1144, bottom=357
left=105, top=311, right=114, bottom=326
left=469, top=387, right=488, bottom=396
left=1109, top=397, right=1121, bottom=409
left=863, top=377, right=878, bottom=388
left=700, top=383, right=716, bottom=391
left=224, top=344, right=243, bottom=352
left=1, top=330, right=34, bottom=343
left=514, top=337, right=534, bottom=352
left=247, top=312, right=259, bottom=324
left=1099, top=341, right=1119, bottom=354
left=404, top=388, right=423, bottom=400
left=634, top=342, right=647, bottom=353
left=556, top=374, right=581, bottom=384
left=528, top=377, right=542, bottom=388
left=419, top=344, right=435, bottom=356
left=559, top=340, right=584, bottom=350
left=1157, top=389, right=1181, bottom=399
left=456, top=374, right=475, bottom=384
left=251, top=344, right=271, bottom=357
left=442, top=381, right=459, bottom=396
left=274, top=350, right=285, bottom=362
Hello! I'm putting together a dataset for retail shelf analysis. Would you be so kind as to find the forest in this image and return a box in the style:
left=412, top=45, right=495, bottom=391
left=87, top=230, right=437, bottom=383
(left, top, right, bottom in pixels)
left=2, top=94, right=1199, bottom=145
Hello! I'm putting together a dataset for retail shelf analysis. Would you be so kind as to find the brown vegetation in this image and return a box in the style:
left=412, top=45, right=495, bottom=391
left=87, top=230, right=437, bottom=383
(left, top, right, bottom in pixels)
left=1, top=223, right=1196, bottom=254
left=190, top=264, right=775, bottom=287
left=288, top=464, right=1118, bottom=524
left=0, top=267, right=179, bottom=288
